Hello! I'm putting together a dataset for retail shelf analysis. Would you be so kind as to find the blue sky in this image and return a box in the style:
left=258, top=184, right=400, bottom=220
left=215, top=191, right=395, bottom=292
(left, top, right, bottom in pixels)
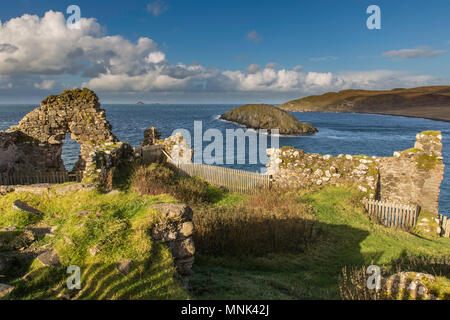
left=0, top=0, right=449, bottom=103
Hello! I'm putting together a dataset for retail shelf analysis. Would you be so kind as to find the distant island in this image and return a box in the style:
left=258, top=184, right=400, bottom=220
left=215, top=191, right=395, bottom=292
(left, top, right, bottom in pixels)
left=220, top=104, right=318, bottom=135
left=280, top=86, right=450, bottom=122
left=137, top=101, right=144, bottom=105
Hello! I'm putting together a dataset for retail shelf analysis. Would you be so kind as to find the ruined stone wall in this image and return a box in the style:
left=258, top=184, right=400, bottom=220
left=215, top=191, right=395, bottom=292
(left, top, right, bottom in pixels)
left=0, top=131, right=64, bottom=174
left=163, top=133, right=193, bottom=164
left=0, top=89, right=134, bottom=185
left=267, top=131, right=445, bottom=214
left=150, top=203, right=195, bottom=288
left=136, top=127, right=193, bottom=165
left=377, top=132, right=444, bottom=214
left=266, top=148, right=379, bottom=198
left=11, top=89, right=117, bottom=146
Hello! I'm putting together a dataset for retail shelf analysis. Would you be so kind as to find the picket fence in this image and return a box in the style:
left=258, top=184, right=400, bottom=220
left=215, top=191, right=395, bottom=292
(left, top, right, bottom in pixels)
left=0, top=171, right=83, bottom=186
left=363, top=199, right=420, bottom=228
left=169, top=161, right=272, bottom=194
left=439, top=214, right=450, bottom=238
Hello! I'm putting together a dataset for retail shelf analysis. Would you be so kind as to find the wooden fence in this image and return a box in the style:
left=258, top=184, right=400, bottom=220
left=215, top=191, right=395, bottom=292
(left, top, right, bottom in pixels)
left=0, top=171, right=83, bottom=186
left=439, top=214, right=450, bottom=238
left=363, top=199, right=420, bottom=228
left=169, top=161, right=272, bottom=194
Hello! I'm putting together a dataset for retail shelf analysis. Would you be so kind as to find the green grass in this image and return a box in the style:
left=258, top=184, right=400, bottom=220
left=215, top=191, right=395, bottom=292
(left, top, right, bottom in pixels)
left=2, top=170, right=449, bottom=300
left=190, top=186, right=450, bottom=300
left=0, top=190, right=188, bottom=300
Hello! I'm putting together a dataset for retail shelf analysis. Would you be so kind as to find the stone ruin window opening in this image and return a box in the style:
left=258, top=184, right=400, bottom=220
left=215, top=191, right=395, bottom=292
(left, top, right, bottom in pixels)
left=61, top=133, right=81, bottom=173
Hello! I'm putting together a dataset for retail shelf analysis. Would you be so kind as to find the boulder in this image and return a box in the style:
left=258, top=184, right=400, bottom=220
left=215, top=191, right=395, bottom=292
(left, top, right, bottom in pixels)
left=381, top=272, right=437, bottom=300
left=12, top=200, right=43, bottom=215
left=53, top=183, right=95, bottom=195
left=37, top=249, right=61, bottom=267
left=14, top=184, right=53, bottom=195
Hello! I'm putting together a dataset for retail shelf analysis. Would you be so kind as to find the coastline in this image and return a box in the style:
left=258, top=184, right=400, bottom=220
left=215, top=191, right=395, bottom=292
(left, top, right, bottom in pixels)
left=285, top=109, right=450, bottom=124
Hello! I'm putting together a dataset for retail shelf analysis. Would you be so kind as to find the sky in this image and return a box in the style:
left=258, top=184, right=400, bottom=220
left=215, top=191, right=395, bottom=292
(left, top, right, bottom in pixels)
left=0, top=0, right=449, bottom=103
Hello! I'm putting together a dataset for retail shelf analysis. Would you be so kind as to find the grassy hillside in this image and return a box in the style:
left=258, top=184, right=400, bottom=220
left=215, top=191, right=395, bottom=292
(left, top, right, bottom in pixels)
left=280, top=86, right=450, bottom=122
left=190, top=186, right=450, bottom=299
left=1, top=164, right=449, bottom=300
left=220, top=104, right=318, bottom=135
left=0, top=188, right=189, bottom=300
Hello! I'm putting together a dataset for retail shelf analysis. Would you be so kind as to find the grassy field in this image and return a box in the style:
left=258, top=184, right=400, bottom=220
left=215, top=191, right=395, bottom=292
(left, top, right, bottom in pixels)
left=190, top=187, right=450, bottom=299
left=0, top=188, right=189, bottom=300
left=1, top=163, right=450, bottom=300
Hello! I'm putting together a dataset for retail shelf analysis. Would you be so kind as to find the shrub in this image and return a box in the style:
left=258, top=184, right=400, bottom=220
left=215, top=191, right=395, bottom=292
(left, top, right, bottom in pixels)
left=174, top=176, right=214, bottom=204
left=131, top=164, right=218, bottom=205
left=193, top=190, right=320, bottom=256
left=339, top=265, right=382, bottom=300
left=131, top=164, right=175, bottom=196
left=387, top=254, right=450, bottom=277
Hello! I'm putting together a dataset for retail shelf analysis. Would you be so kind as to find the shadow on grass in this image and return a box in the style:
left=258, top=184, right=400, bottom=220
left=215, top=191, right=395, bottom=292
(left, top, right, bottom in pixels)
left=5, top=242, right=188, bottom=300
left=190, top=220, right=371, bottom=300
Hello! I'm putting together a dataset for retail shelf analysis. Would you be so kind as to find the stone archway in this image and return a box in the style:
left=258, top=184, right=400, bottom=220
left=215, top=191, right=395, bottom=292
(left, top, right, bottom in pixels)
left=0, top=89, right=128, bottom=181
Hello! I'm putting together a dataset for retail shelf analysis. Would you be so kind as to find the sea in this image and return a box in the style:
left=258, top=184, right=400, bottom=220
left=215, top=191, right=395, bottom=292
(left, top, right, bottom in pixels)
left=1, top=104, right=449, bottom=216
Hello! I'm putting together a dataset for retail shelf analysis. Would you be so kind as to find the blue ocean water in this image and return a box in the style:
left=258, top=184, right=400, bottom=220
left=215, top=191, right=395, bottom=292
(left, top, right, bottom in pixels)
left=1, top=104, right=449, bottom=215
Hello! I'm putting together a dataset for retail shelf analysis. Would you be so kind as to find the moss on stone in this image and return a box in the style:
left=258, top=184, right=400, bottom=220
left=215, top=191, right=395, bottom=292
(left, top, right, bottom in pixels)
left=420, top=131, right=441, bottom=137
left=414, top=209, right=440, bottom=238
left=416, top=154, right=439, bottom=170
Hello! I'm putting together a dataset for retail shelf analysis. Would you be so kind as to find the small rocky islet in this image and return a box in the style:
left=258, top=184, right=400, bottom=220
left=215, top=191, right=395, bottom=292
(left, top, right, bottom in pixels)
left=220, top=104, right=318, bottom=135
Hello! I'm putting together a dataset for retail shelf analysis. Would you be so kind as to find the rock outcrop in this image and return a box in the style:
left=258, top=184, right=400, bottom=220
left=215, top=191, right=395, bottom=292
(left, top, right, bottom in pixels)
left=220, top=104, right=318, bottom=135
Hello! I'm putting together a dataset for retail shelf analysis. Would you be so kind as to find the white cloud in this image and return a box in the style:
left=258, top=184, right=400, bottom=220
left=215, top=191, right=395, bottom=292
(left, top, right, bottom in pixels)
left=147, top=0, right=169, bottom=17
left=246, top=64, right=260, bottom=74
left=382, top=47, right=446, bottom=60
left=34, top=80, right=55, bottom=90
left=145, top=51, right=166, bottom=64
left=0, top=10, right=446, bottom=99
left=247, top=30, right=262, bottom=43
left=0, top=11, right=159, bottom=76
left=305, top=72, right=333, bottom=88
